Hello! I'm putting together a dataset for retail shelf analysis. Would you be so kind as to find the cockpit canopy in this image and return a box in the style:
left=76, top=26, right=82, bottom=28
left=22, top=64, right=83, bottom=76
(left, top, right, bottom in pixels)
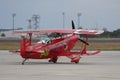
left=41, top=37, right=51, bottom=44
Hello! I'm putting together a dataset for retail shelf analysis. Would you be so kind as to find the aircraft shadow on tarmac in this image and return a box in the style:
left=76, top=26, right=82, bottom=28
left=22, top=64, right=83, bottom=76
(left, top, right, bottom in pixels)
left=4, top=61, right=107, bottom=66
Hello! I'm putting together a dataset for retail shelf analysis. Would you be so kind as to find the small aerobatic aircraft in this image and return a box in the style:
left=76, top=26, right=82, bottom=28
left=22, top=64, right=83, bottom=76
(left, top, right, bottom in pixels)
left=12, top=21, right=104, bottom=65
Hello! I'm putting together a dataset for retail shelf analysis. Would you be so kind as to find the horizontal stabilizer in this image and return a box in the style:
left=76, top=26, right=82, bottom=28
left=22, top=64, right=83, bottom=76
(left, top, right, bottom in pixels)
left=9, top=50, right=20, bottom=54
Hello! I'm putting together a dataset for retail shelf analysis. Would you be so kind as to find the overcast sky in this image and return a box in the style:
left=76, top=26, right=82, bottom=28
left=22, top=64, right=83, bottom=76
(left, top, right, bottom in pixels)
left=0, top=0, right=120, bottom=31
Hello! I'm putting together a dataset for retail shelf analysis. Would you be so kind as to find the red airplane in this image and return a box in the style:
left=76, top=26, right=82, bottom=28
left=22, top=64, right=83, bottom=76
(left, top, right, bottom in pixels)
left=12, top=21, right=104, bottom=65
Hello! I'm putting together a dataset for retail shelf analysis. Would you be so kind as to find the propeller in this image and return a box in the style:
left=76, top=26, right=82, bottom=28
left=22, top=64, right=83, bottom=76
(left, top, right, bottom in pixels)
left=72, top=20, right=75, bottom=29
left=71, top=20, right=89, bottom=45
left=79, top=38, right=89, bottom=45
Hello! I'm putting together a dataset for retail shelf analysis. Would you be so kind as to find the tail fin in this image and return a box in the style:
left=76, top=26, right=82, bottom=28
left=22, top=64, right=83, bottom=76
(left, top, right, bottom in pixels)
left=20, top=38, right=31, bottom=58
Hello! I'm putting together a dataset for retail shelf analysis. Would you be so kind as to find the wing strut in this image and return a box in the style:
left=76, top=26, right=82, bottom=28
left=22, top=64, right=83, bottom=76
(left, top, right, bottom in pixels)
left=81, top=34, right=88, bottom=55
left=28, top=33, right=32, bottom=45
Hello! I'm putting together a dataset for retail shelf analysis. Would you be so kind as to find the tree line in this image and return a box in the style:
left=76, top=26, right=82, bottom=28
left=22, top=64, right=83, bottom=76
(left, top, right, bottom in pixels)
left=89, top=28, right=120, bottom=38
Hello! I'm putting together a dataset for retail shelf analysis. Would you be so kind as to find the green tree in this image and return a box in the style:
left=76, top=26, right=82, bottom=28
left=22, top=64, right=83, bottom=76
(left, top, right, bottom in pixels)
left=111, top=29, right=120, bottom=38
left=1, top=33, right=6, bottom=37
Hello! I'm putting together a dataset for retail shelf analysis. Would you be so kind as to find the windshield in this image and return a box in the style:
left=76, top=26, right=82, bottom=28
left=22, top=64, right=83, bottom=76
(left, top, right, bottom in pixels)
left=41, top=37, right=51, bottom=44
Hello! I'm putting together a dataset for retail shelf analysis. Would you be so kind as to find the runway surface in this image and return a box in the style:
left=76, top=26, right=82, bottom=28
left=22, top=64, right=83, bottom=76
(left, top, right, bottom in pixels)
left=0, top=50, right=120, bottom=80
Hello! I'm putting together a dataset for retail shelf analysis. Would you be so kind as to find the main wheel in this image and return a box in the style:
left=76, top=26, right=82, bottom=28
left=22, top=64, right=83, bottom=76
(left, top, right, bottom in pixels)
left=49, top=57, right=58, bottom=63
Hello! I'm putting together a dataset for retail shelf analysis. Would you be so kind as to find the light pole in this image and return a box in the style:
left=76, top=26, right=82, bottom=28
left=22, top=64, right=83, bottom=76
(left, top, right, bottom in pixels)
left=32, top=15, right=40, bottom=30
left=62, top=12, right=65, bottom=28
left=77, top=13, right=82, bottom=28
left=12, top=13, right=16, bottom=32
left=28, top=19, right=32, bottom=30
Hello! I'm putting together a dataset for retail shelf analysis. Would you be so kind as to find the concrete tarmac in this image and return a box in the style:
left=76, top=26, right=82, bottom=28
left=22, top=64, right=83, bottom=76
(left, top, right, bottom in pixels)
left=0, top=50, right=120, bottom=80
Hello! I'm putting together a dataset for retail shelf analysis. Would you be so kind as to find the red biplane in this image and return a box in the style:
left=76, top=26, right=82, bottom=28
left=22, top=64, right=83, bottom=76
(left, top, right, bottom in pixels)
left=12, top=21, right=104, bottom=65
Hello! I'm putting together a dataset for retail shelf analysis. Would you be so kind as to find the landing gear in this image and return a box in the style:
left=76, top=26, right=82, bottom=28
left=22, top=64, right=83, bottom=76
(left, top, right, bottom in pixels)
left=71, top=57, right=81, bottom=64
left=71, top=60, right=79, bottom=64
left=75, top=61, right=79, bottom=64
left=22, top=58, right=27, bottom=65
left=49, top=57, right=58, bottom=63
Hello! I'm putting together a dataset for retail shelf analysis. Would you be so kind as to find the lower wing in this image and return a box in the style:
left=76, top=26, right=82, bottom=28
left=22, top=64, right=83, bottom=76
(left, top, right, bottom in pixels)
left=67, top=50, right=100, bottom=56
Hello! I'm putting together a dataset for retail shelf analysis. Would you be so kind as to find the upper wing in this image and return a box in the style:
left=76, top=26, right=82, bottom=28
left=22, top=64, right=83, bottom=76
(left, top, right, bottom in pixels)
left=74, top=29, right=104, bottom=35
left=14, top=29, right=104, bottom=35
left=14, top=29, right=74, bottom=34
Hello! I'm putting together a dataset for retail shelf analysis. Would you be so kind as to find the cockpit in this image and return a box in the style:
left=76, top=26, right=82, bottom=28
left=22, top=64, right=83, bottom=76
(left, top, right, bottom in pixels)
left=37, top=33, right=65, bottom=44
left=41, top=37, right=52, bottom=44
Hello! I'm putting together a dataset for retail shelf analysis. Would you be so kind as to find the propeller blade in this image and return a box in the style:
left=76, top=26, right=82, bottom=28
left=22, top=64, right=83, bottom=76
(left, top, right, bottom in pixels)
left=72, top=20, right=75, bottom=29
left=71, top=20, right=89, bottom=45
left=79, top=38, right=89, bottom=45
